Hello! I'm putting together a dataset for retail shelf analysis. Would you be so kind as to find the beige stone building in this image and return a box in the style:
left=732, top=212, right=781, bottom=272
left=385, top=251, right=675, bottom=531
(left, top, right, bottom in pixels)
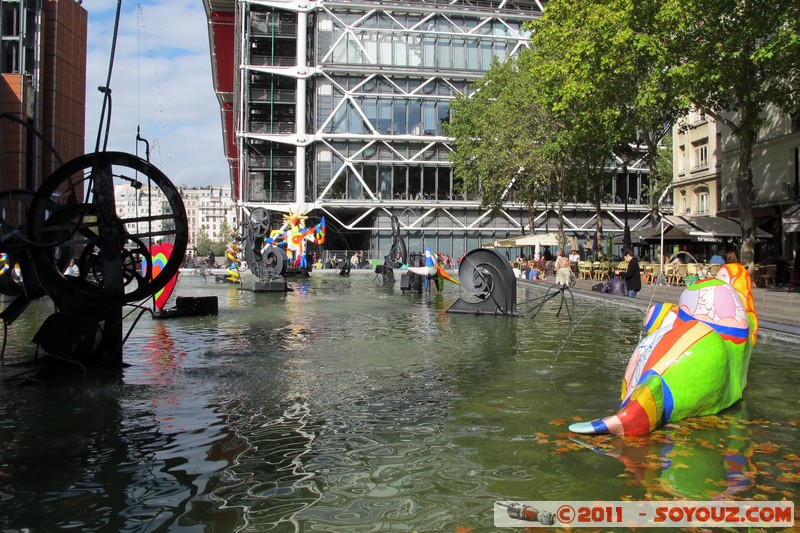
left=673, top=105, right=799, bottom=263
left=179, top=186, right=237, bottom=257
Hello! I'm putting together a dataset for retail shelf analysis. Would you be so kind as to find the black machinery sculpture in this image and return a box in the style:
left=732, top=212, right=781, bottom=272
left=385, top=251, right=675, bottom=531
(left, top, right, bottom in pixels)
left=0, top=152, right=188, bottom=368
left=446, top=248, right=575, bottom=320
left=446, top=248, right=517, bottom=315
left=375, top=214, right=407, bottom=284
left=240, top=207, right=290, bottom=292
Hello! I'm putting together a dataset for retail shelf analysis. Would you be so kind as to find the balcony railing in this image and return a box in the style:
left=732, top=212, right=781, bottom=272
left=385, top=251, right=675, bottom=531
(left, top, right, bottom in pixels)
left=249, top=55, right=297, bottom=67
left=248, top=89, right=296, bottom=103
left=248, top=156, right=296, bottom=169
left=249, top=121, right=295, bottom=135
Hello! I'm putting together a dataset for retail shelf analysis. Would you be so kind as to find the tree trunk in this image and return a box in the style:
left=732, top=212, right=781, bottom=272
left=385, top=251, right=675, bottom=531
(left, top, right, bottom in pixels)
left=734, top=40, right=759, bottom=271
left=737, top=125, right=757, bottom=270
left=594, top=187, right=603, bottom=254
left=557, top=185, right=565, bottom=250
left=646, top=137, right=660, bottom=226
left=527, top=203, right=536, bottom=234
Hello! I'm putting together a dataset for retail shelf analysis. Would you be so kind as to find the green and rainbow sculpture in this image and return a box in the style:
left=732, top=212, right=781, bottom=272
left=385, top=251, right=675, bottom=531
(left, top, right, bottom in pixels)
left=570, top=263, right=758, bottom=436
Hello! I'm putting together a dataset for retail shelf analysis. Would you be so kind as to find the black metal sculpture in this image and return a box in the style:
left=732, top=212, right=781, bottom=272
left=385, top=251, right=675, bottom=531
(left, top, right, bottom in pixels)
left=446, top=249, right=517, bottom=315
left=241, top=208, right=290, bottom=291
left=375, top=214, right=407, bottom=284
left=400, top=252, right=426, bottom=293
left=0, top=152, right=188, bottom=368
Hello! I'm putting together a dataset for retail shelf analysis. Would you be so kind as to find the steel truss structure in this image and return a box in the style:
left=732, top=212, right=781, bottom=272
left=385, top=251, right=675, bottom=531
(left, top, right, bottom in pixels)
left=205, top=0, right=653, bottom=257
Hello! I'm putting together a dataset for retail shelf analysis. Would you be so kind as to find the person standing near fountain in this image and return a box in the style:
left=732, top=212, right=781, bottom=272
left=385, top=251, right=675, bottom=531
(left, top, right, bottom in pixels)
left=615, top=249, right=641, bottom=298
left=555, top=250, right=571, bottom=286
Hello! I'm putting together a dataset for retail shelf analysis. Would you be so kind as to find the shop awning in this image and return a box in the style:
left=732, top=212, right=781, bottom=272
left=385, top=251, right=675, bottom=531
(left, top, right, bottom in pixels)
left=641, top=216, right=771, bottom=243
left=485, top=232, right=562, bottom=248
left=783, top=203, right=800, bottom=233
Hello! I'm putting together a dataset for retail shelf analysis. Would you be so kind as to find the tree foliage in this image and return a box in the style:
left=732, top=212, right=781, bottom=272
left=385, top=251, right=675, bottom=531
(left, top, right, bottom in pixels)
left=526, top=0, right=687, bottom=225
left=446, top=54, right=586, bottom=246
left=446, top=0, right=798, bottom=263
left=662, top=0, right=800, bottom=266
left=195, top=226, right=214, bottom=257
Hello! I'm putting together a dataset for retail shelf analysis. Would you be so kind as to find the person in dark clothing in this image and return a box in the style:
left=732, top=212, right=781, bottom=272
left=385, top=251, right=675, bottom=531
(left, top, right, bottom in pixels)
left=616, top=248, right=641, bottom=298
left=603, top=275, right=628, bottom=296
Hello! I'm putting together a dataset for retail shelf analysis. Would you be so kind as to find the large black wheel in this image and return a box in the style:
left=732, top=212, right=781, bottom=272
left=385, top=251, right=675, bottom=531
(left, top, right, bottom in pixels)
left=27, top=152, right=188, bottom=308
left=249, top=207, right=271, bottom=238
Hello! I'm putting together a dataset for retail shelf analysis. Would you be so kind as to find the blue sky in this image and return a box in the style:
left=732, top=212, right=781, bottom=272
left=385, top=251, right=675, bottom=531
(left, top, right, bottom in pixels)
left=85, top=0, right=229, bottom=188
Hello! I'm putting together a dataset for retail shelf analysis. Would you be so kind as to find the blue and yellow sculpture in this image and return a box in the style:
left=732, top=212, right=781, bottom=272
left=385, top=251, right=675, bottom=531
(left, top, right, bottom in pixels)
left=570, top=263, right=757, bottom=436
left=224, top=240, right=242, bottom=283
left=407, top=248, right=459, bottom=291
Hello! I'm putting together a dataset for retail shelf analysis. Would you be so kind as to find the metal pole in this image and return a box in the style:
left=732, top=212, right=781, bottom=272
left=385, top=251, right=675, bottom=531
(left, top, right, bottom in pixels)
left=656, top=217, right=668, bottom=285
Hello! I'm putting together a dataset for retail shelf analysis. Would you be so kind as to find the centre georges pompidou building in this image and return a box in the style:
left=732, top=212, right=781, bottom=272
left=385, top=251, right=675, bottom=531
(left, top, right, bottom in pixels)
left=204, top=0, right=651, bottom=258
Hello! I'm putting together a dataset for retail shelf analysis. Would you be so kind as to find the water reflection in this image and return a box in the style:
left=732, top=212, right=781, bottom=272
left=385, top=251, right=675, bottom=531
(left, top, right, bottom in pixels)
left=570, top=403, right=759, bottom=501
left=0, top=274, right=798, bottom=531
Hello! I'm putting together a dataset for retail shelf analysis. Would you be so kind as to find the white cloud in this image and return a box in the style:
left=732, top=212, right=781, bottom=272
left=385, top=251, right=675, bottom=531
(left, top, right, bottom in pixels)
left=85, top=0, right=229, bottom=188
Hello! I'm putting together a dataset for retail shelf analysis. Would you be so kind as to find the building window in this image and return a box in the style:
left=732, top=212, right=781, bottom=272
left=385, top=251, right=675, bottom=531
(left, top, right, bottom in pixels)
left=696, top=186, right=709, bottom=214
left=691, top=140, right=708, bottom=171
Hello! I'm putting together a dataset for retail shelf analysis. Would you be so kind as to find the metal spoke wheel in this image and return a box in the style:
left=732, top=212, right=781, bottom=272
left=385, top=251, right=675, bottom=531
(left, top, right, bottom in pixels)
left=78, top=237, right=152, bottom=290
left=249, top=207, right=271, bottom=238
left=0, top=189, right=70, bottom=298
left=27, top=151, right=188, bottom=308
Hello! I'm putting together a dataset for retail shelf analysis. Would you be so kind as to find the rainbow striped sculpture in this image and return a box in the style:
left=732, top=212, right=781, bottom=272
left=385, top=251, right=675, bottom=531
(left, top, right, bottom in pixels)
left=570, top=264, right=757, bottom=436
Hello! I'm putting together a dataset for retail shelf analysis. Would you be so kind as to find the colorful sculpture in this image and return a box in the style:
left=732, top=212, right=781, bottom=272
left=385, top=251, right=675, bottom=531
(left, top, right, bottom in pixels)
left=407, top=248, right=459, bottom=291
left=569, top=264, right=757, bottom=436
left=220, top=236, right=243, bottom=283
left=147, top=241, right=178, bottom=311
left=261, top=208, right=326, bottom=272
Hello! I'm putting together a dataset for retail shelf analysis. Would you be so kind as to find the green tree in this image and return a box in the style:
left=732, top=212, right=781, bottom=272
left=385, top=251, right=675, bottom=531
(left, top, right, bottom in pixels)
left=663, top=0, right=800, bottom=267
left=195, top=225, right=214, bottom=257
left=526, top=0, right=687, bottom=232
left=446, top=56, right=574, bottom=243
left=213, top=219, right=232, bottom=258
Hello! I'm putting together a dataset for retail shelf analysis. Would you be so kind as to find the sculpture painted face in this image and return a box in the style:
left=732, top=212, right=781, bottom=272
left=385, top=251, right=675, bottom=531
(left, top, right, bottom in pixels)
left=715, top=263, right=754, bottom=312
left=715, top=263, right=757, bottom=344
left=678, top=280, right=749, bottom=329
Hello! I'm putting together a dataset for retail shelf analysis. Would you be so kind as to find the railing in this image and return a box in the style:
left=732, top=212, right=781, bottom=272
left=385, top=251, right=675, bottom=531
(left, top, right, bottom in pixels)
left=249, top=121, right=296, bottom=135
left=249, top=89, right=296, bottom=103
left=249, top=55, right=297, bottom=67
left=322, top=0, right=544, bottom=14
left=249, top=156, right=296, bottom=169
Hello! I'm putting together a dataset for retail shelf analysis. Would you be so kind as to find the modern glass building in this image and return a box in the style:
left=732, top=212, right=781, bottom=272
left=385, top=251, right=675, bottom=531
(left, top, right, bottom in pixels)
left=1, top=0, right=87, bottom=194
left=204, top=0, right=651, bottom=259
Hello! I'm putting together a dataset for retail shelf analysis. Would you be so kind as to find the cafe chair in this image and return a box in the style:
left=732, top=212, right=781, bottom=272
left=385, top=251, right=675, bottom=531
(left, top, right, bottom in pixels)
left=761, top=264, right=777, bottom=288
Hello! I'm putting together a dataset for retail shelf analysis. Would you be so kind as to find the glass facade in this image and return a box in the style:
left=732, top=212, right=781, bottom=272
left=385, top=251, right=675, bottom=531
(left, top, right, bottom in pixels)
left=217, top=0, right=652, bottom=258
left=308, top=6, right=532, bottom=206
